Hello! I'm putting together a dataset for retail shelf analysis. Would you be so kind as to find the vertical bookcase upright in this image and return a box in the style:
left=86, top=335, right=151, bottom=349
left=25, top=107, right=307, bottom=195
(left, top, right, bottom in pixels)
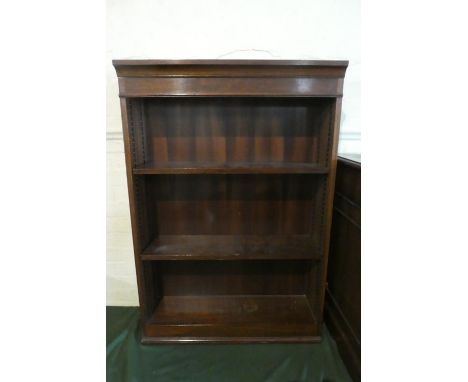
left=113, top=60, right=348, bottom=343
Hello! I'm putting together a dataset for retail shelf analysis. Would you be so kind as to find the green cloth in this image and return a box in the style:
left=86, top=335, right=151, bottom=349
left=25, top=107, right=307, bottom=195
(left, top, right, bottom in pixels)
left=107, top=306, right=352, bottom=382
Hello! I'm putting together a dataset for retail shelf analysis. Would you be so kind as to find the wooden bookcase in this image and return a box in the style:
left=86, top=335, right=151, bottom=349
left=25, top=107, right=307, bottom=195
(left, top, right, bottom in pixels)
left=113, top=60, right=348, bottom=343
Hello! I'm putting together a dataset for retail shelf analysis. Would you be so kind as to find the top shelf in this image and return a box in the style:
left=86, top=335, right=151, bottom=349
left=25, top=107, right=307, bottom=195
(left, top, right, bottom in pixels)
left=133, top=162, right=329, bottom=175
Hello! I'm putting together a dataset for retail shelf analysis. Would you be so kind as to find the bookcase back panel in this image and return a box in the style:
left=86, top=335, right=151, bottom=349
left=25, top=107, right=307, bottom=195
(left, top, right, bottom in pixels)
left=151, top=260, right=314, bottom=296
left=147, top=174, right=325, bottom=236
left=142, top=98, right=333, bottom=166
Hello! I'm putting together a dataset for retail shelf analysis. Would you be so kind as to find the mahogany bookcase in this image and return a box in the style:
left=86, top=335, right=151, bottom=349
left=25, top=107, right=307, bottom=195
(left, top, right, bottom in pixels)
left=113, top=60, right=348, bottom=344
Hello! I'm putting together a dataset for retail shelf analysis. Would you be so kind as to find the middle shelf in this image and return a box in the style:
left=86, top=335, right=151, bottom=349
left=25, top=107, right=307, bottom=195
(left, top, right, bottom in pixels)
left=141, top=234, right=320, bottom=261
left=133, top=161, right=329, bottom=175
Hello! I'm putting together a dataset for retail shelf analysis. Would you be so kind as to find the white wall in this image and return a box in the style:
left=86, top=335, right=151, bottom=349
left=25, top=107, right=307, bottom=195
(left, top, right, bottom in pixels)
left=106, top=0, right=361, bottom=305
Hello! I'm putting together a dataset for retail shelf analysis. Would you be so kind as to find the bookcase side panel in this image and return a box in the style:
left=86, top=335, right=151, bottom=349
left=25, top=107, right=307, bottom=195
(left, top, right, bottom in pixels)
left=315, top=97, right=344, bottom=325
left=120, top=98, right=157, bottom=319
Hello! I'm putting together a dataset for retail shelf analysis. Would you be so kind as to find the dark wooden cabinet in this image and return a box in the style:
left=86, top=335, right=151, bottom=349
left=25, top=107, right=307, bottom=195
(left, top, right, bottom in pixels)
left=113, top=60, right=348, bottom=344
left=326, top=156, right=361, bottom=380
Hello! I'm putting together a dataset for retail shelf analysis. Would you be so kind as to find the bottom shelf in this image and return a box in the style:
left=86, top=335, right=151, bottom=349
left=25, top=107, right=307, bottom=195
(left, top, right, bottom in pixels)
left=143, top=295, right=320, bottom=343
